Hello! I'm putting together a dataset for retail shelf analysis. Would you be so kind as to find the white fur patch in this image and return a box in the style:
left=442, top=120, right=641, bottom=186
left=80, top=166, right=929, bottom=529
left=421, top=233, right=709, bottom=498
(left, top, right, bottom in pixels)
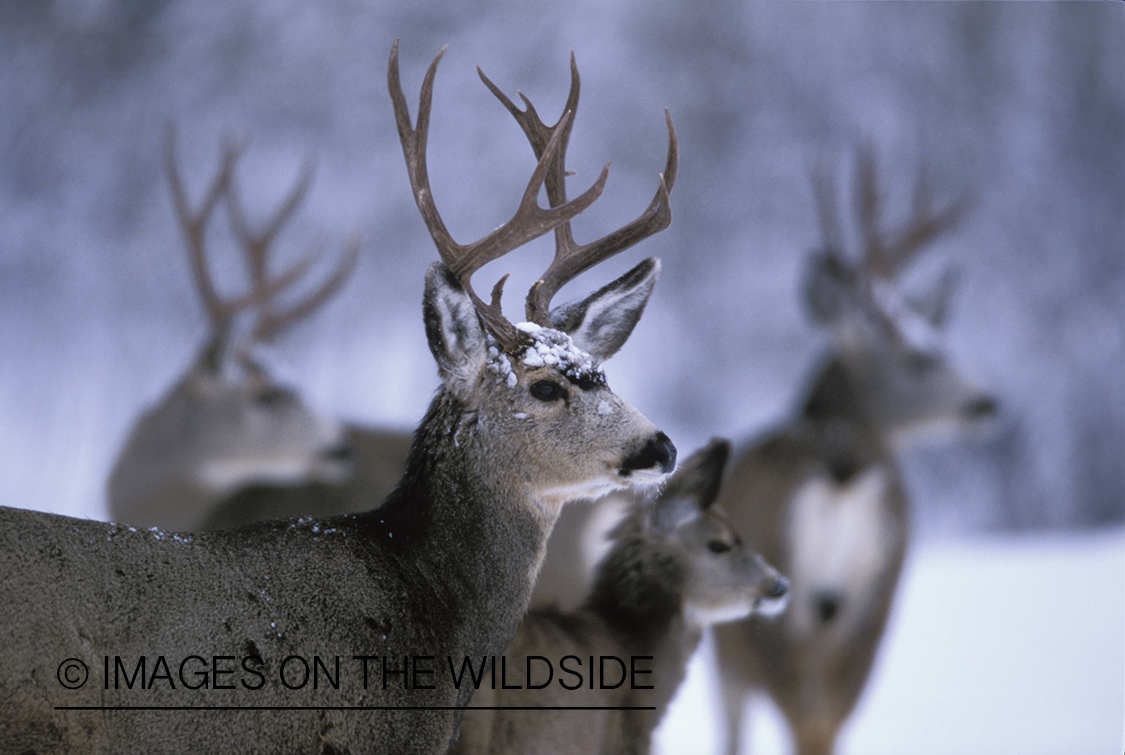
left=785, top=466, right=893, bottom=639
left=685, top=596, right=757, bottom=628
left=199, top=455, right=342, bottom=494
left=753, top=590, right=789, bottom=619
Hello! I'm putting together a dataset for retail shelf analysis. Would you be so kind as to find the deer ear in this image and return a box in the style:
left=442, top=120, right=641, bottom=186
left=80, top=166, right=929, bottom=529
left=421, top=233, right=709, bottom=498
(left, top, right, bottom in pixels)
left=905, top=264, right=960, bottom=329
left=423, top=263, right=488, bottom=402
left=650, top=437, right=731, bottom=532
left=549, top=258, right=659, bottom=362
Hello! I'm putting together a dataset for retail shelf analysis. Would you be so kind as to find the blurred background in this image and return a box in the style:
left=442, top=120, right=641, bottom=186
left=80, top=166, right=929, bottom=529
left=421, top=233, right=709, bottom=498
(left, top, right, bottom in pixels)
left=0, top=2, right=1120, bottom=753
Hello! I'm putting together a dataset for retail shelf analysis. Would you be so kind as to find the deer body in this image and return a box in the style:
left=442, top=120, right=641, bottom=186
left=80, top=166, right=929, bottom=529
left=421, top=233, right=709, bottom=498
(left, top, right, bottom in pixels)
left=714, top=388, right=910, bottom=755
left=713, top=153, right=997, bottom=755
left=1, top=43, right=678, bottom=754
left=107, top=360, right=353, bottom=531
left=451, top=441, right=788, bottom=755
left=199, top=424, right=413, bottom=531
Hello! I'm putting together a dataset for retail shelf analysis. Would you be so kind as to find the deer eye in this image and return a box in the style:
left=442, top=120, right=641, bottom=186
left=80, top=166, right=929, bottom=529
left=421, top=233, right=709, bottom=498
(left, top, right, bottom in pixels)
left=254, top=387, right=289, bottom=408
left=707, top=540, right=732, bottom=554
left=529, top=380, right=566, bottom=402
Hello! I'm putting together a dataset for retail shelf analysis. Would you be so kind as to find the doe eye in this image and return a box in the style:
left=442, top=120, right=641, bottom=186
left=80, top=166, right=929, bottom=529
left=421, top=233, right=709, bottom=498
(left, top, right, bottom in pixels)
left=707, top=540, right=732, bottom=554
left=529, top=380, right=565, bottom=402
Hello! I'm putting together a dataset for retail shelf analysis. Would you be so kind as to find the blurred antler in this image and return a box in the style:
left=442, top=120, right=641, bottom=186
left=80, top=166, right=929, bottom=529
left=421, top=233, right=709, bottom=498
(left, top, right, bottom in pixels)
left=166, top=126, right=358, bottom=353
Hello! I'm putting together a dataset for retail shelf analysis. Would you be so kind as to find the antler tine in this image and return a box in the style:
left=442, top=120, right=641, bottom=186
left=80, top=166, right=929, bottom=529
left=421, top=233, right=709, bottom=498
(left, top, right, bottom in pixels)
left=389, top=40, right=609, bottom=351
left=855, top=149, right=967, bottom=280
left=480, top=55, right=678, bottom=327
left=250, top=235, right=361, bottom=343
left=881, top=169, right=968, bottom=277
left=809, top=154, right=844, bottom=258
left=854, top=147, right=888, bottom=278
left=225, top=155, right=316, bottom=289
left=166, top=127, right=265, bottom=328
left=221, top=156, right=358, bottom=344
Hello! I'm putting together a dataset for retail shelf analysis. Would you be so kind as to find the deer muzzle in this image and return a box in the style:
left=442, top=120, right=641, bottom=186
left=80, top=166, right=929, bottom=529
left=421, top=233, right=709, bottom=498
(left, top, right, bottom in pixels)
left=620, top=431, right=677, bottom=477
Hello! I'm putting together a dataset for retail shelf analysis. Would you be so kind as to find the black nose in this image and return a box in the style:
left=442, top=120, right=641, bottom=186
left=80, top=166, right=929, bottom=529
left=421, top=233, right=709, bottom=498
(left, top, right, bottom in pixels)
left=966, top=395, right=998, bottom=418
left=767, top=576, right=789, bottom=599
left=622, top=431, right=677, bottom=475
left=815, top=589, right=842, bottom=625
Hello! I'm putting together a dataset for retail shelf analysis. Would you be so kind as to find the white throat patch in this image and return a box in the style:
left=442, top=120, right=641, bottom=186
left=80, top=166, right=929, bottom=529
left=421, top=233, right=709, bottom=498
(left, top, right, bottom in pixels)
left=785, top=465, right=894, bottom=639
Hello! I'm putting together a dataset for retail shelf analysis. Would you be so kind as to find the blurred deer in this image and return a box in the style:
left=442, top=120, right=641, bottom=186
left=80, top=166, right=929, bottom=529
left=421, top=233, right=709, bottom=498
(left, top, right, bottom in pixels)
left=712, top=150, right=997, bottom=755
left=450, top=439, right=788, bottom=755
left=0, top=41, right=676, bottom=754
left=106, top=133, right=361, bottom=531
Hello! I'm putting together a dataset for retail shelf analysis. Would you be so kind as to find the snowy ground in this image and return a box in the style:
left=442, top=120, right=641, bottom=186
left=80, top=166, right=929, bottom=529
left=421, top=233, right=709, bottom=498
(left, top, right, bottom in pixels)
left=654, top=528, right=1125, bottom=755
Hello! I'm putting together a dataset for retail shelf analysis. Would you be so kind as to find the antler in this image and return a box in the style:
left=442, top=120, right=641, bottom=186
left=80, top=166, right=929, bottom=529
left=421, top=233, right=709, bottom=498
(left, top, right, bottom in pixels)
left=478, top=54, right=678, bottom=327
left=810, top=148, right=968, bottom=339
left=389, top=41, right=610, bottom=352
left=223, top=160, right=360, bottom=343
left=166, top=127, right=359, bottom=351
left=852, top=147, right=966, bottom=280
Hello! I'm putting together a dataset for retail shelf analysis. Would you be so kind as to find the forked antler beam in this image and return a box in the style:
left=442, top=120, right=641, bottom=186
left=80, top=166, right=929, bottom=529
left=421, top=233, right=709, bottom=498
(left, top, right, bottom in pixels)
left=388, top=40, right=610, bottom=352
left=478, top=55, right=678, bottom=327
left=223, top=162, right=359, bottom=343
left=851, top=147, right=966, bottom=279
left=166, top=127, right=359, bottom=348
left=811, top=147, right=969, bottom=339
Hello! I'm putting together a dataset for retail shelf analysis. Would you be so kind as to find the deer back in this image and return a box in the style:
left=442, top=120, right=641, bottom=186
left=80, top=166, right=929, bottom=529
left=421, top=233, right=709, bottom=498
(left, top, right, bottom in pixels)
left=198, top=424, right=413, bottom=530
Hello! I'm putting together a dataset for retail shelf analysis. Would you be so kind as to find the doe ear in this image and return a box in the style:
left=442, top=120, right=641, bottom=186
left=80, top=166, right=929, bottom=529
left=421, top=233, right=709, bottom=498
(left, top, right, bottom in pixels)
left=549, top=258, right=660, bottom=362
left=650, top=437, right=731, bottom=533
left=423, top=263, right=489, bottom=402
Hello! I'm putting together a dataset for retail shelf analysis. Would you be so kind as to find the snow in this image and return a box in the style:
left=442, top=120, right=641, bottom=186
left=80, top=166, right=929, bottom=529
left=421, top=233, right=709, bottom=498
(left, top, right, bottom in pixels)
left=516, top=323, right=604, bottom=385
left=654, top=528, right=1125, bottom=755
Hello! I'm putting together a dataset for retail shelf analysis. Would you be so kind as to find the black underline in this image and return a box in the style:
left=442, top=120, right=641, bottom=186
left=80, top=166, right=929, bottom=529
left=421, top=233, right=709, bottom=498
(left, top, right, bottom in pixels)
left=54, top=705, right=656, bottom=711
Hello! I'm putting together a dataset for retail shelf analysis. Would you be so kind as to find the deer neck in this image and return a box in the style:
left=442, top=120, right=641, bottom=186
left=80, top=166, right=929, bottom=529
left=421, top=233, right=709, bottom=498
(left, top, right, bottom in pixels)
left=800, top=356, right=893, bottom=445
left=584, top=535, right=701, bottom=649
left=358, top=390, right=555, bottom=653
left=797, top=355, right=900, bottom=490
left=583, top=551, right=700, bottom=723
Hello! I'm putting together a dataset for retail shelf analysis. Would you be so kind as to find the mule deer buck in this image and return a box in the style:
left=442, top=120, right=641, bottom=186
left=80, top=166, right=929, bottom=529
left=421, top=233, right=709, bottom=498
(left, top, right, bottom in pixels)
left=204, top=49, right=679, bottom=553
left=106, top=133, right=362, bottom=531
left=0, top=41, right=676, bottom=755
left=449, top=439, right=788, bottom=755
left=712, top=151, right=998, bottom=755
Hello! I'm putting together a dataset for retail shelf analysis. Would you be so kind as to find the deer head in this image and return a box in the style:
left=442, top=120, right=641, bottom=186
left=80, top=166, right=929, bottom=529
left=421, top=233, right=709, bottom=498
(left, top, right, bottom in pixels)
left=801, top=148, right=997, bottom=444
left=592, top=439, right=789, bottom=631
left=389, top=41, right=678, bottom=512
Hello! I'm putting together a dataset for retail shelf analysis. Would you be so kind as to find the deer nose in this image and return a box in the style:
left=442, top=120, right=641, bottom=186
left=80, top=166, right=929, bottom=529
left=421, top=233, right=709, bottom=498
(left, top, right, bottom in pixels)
left=767, top=576, right=789, bottom=599
left=622, top=432, right=677, bottom=475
